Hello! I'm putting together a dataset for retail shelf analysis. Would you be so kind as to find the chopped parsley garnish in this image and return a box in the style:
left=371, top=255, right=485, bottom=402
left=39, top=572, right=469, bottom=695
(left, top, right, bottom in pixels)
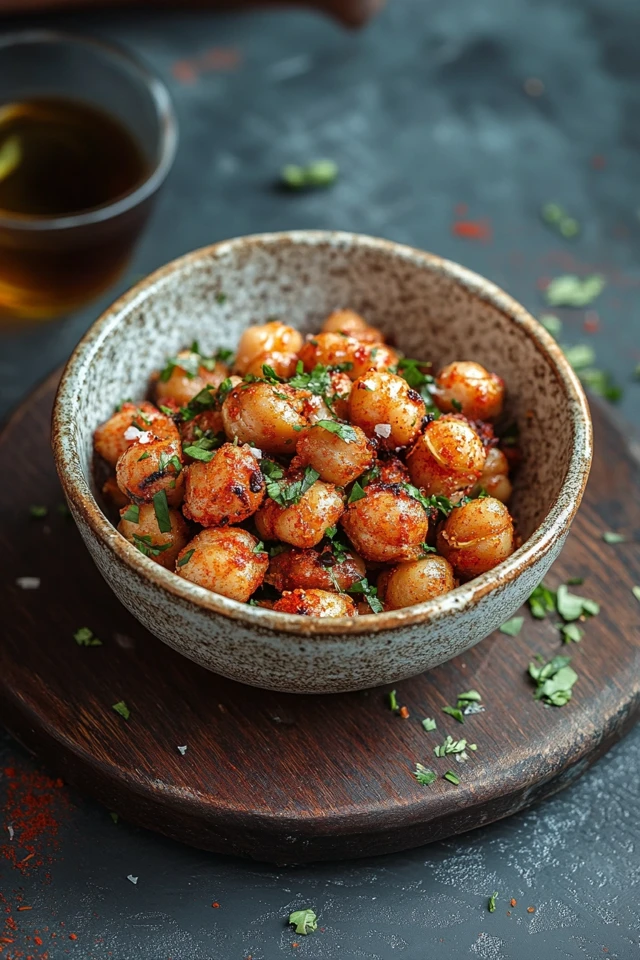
left=555, top=584, right=599, bottom=621
left=152, top=490, right=172, bottom=534
left=74, top=627, right=102, bottom=647
left=215, top=292, right=228, bottom=305
left=112, top=700, right=130, bottom=720
left=324, top=525, right=350, bottom=563
left=109, top=812, right=119, bottom=824
left=394, top=357, right=439, bottom=415
left=137, top=451, right=150, bottom=461
left=422, top=717, right=437, bottom=731
left=440, top=690, right=483, bottom=724
left=132, top=534, right=172, bottom=558
left=29, top=505, right=47, bottom=518
left=177, top=549, right=195, bottom=567
left=457, top=690, right=482, bottom=707
left=287, top=361, right=331, bottom=396
left=528, top=582, right=557, bottom=619
left=414, top=763, right=437, bottom=785
left=560, top=622, right=584, bottom=644
left=539, top=313, right=562, bottom=337
left=260, top=462, right=319, bottom=507
left=183, top=445, right=216, bottom=462
left=389, top=689, right=399, bottom=712
left=158, top=452, right=182, bottom=474
left=443, top=770, right=460, bottom=785
left=450, top=398, right=463, bottom=412
left=121, top=505, right=140, bottom=523
left=541, top=202, right=579, bottom=238
left=348, top=480, right=366, bottom=504
left=269, top=543, right=288, bottom=558
left=217, top=377, right=234, bottom=404
left=529, top=654, right=578, bottom=706
left=488, top=891, right=498, bottom=912
left=288, top=908, right=318, bottom=935
left=159, top=351, right=200, bottom=382
left=633, top=586, right=640, bottom=604
left=115, top=397, right=132, bottom=412
left=252, top=540, right=266, bottom=554
left=602, top=531, right=625, bottom=544
left=315, top=419, right=358, bottom=443
left=179, top=386, right=218, bottom=422
left=545, top=274, right=605, bottom=308
left=282, top=158, right=338, bottom=189
left=434, top=735, right=476, bottom=757
left=499, top=616, right=524, bottom=636
left=359, top=464, right=381, bottom=487
left=401, top=483, right=453, bottom=517
left=347, top=576, right=384, bottom=613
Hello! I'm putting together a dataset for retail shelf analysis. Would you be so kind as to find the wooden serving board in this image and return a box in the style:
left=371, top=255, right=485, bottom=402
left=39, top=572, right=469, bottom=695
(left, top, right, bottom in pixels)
left=1, top=373, right=639, bottom=863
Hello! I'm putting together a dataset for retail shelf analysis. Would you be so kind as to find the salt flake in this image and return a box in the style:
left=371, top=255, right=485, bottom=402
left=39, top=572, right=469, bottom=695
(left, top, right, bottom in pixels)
left=249, top=447, right=262, bottom=459
left=7, top=825, right=14, bottom=840
left=374, top=423, right=392, bottom=438
left=124, top=426, right=153, bottom=444
left=177, top=745, right=188, bottom=755
left=127, top=875, right=138, bottom=885
left=16, top=577, right=40, bottom=590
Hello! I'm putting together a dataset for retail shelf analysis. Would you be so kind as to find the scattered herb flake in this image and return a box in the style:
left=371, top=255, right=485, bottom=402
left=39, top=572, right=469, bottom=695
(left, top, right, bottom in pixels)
left=443, top=770, right=460, bottom=785
left=529, top=654, right=578, bottom=706
left=632, top=586, right=640, bottom=604
left=183, top=444, right=216, bottom=462
left=109, top=812, right=119, bottom=824
left=74, top=627, right=102, bottom=647
left=252, top=540, right=266, bottom=554
left=528, top=582, right=557, bottom=619
left=282, top=159, right=338, bottom=189
left=389, top=690, right=399, bottom=712
left=457, top=690, right=482, bottom=705
left=216, top=292, right=228, bottom=305
left=122, top=504, right=140, bottom=523
left=539, top=313, right=563, bottom=337
left=602, top=531, right=626, bottom=544
left=288, top=908, right=318, bottom=935
left=0, top=135, right=22, bottom=183
left=556, top=583, right=599, bottom=621
left=152, top=490, right=172, bottom=534
left=112, top=700, right=131, bottom=720
left=422, top=717, right=437, bottom=732
left=488, top=891, right=498, bottom=913
left=434, top=735, right=472, bottom=757
left=137, top=451, right=150, bottom=461
left=29, top=505, right=47, bottom=518
left=560, top=622, right=584, bottom=644
left=132, top=534, right=172, bottom=558
left=545, top=274, right=605, bottom=308
left=348, top=480, right=367, bottom=504
left=442, top=705, right=465, bottom=724
left=500, top=616, right=524, bottom=636
left=316, top=419, right=358, bottom=443
left=177, top=549, right=195, bottom=567
left=348, top=576, right=384, bottom=613
left=414, top=763, right=437, bottom=785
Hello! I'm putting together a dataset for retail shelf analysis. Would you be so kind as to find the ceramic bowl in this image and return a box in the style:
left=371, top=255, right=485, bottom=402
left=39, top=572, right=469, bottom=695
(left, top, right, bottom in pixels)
left=52, top=231, right=592, bottom=694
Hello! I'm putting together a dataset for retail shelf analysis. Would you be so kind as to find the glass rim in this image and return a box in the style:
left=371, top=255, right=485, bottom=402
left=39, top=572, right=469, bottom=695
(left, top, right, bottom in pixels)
left=0, top=29, right=178, bottom=232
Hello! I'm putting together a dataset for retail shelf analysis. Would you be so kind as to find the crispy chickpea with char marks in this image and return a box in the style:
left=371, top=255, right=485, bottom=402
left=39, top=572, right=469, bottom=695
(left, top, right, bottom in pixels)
left=222, top=381, right=308, bottom=455
left=183, top=443, right=264, bottom=527
left=348, top=371, right=426, bottom=450
left=176, top=528, right=268, bottom=602
left=118, top=502, right=190, bottom=570
left=382, top=555, right=456, bottom=610
left=94, top=401, right=179, bottom=468
left=435, top=360, right=505, bottom=420
left=116, top=437, right=184, bottom=506
left=273, top=588, right=357, bottom=618
left=406, top=416, right=486, bottom=498
left=153, top=349, right=229, bottom=408
left=255, top=474, right=345, bottom=548
left=295, top=421, right=375, bottom=486
left=266, top=545, right=366, bottom=593
left=234, top=321, right=303, bottom=375
left=437, top=496, right=514, bottom=580
left=341, top=483, right=429, bottom=563
left=322, top=309, right=384, bottom=344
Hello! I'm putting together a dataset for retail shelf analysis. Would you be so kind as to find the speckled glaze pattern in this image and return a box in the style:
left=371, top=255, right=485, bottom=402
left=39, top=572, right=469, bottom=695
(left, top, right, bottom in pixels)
left=52, top=231, right=592, bottom=693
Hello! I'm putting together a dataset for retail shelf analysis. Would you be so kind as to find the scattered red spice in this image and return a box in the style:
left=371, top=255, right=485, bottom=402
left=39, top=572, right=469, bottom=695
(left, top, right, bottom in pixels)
left=172, top=47, right=242, bottom=84
left=68, top=933, right=77, bottom=941
left=17, top=907, right=32, bottom=912
left=510, top=898, right=517, bottom=907
left=452, top=220, right=492, bottom=242
left=398, top=706, right=410, bottom=719
left=591, top=154, right=606, bottom=170
left=212, top=902, right=220, bottom=909
left=1, top=763, right=71, bottom=876
left=292, top=944, right=299, bottom=950
left=34, top=937, right=43, bottom=946
left=584, top=311, right=600, bottom=333
left=527, top=906, right=536, bottom=913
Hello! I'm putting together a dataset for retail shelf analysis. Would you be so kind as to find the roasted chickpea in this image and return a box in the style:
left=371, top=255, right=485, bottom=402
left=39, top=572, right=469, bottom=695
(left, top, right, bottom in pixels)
left=243, top=350, right=300, bottom=379
left=118, top=502, right=190, bottom=570
left=255, top=477, right=345, bottom=548
left=322, top=309, right=384, bottom=343
left=221, top=382, right=308, bottom=455
left=298, top=332, right=358, bottom=371
left=406, top=417, right=486, bottom=497
left=153, top=350, right=229, bottom=407
left=266, top=545, right=366, bottom=593
left=234, top=321, right=303, bottom=375
left=176, top=528, right=268, bottom=602
left=101, top=474, right=129, bottom=509
left=273, top=588, right=356, bottom=618
left=437, top=496, right=514, bottom=580
left=434, top=361, right=505, bottom=420
left=340, top=484, right=429, bottom=563
left=94, top=402, right=179, bottom=468
left=348, top=371, right=425, bottom=450
left=377, top=457, right=410, bottom=484
left=348, top=342, right=399, bottom=380
left=116, top=437, right=184, bottom=506
left=295, top=422, right=374, bottom=486
left=383, top=555, right=456, bottom=610
left=476, top=446, right=512, bottom=503
left=183, top=443, right=264, bottom=527
left=179, top=408, right=225, bottom=453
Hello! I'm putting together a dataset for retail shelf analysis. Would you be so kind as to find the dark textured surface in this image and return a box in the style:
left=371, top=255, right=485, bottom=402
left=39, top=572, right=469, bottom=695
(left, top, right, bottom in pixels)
left=1, top=0, right=640, bottom=956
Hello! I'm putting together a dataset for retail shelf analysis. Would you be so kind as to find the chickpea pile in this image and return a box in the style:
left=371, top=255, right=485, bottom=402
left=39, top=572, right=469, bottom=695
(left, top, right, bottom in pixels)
left=93, top=310, right=517, bottom=618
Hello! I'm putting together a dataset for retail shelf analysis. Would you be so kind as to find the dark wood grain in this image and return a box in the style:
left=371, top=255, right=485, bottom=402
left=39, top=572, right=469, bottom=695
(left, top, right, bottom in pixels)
left=1, top=373, right=639, bottom=863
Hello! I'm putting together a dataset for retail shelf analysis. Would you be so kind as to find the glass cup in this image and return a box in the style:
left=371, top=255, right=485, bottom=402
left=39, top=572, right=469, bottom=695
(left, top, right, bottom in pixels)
left=0, top=31, right=177, bottom=322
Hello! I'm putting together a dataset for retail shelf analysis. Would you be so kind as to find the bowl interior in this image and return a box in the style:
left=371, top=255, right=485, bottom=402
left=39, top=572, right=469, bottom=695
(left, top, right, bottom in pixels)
left=66, top=232, right=580, bottom=553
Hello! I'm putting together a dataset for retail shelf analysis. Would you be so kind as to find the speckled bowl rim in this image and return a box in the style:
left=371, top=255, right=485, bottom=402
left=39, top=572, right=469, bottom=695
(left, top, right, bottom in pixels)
left=52, top=230, right=593, bottom=638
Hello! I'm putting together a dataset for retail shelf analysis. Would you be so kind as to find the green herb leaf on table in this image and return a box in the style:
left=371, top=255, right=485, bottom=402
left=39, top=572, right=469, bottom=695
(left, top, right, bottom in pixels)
left=443, top=770, right=460, bottom=785
left=602, top=531, right=626, bottom=544
left=545, top=274, right=605, bottom=308
left=74, top=627, right=102, bottom=647
left=539, top=314, right=563, bottom=337
left=422, top=717, right=437, bottom=732
left=442, top=705, right=465, bottom=724
left=632, top=586, right=640, bottom=604
left=556, top=584, right=599, bottom=621
left=29, top=505, right=47, bottom=518
left=560, top=622, right=584, bottom=644
left=288, top=909, right=318, bottom=936
left=528, top=583, right=557, bottom=619
left=563, top=343, right=596, bottom=371
left=434, top=735, right=476, bottom=757
left=112, top=700, right=130, bottom=720
left=414, top=763, right=437, bottom=785
left=488, top=891, right=498, bottom=913
left=529, top=654, right=578, bottom=706
left=500, top=616, right=524, bottom=636
left=282, top=159, right=338, bottom=189
left=541, top=203, right=580, bottom=238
